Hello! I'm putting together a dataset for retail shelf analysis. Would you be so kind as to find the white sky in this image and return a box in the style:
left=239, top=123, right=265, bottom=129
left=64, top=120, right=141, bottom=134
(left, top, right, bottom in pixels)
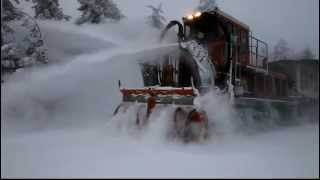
left=19, top=0, right=319, bottom=58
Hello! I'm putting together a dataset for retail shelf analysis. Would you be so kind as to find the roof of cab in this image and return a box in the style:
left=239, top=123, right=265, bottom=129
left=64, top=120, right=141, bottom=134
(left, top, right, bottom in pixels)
left=208, top=8, right=250, bottom=31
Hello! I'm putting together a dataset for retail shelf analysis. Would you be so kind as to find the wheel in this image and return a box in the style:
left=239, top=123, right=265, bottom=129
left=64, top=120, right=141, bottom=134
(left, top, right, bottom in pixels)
left=173, top=108, right=188, bottom=139
left=185, top=110, right=209, bottom=142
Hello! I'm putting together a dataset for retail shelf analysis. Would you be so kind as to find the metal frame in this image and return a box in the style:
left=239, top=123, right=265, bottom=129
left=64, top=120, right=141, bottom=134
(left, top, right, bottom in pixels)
left=249, top=35, right=268, bottom=71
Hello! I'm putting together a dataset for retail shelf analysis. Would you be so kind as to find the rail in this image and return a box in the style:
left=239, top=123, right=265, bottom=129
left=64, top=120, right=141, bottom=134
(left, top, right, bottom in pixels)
left=249, top=35, right=268, bottom=72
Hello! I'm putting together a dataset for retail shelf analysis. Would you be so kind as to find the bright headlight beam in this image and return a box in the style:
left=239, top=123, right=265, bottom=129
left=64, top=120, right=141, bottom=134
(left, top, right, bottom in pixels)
left=194, top=12, right=202, bottom=18
left=187, top=15, right=194, bottom=20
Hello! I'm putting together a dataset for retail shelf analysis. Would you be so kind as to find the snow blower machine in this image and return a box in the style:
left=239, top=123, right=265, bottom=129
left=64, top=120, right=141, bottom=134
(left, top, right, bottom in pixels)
left=113, top=7, right=297, bottom=142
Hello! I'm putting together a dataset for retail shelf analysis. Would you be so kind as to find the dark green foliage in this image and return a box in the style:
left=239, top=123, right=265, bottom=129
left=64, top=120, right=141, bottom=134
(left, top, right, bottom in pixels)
left=31, top=0, right=71, bottom=21
left=1, top=0, right=48, bottom=79
left=146, top=3, right=166, bottom=29
left=76, top=0, right=124, bottom=25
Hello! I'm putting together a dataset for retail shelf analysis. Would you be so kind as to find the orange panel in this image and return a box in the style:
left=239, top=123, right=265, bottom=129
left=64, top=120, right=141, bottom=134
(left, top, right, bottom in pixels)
left=208, top=39, right=226, bottom=66
left=121, top=88, right=195, bottom=96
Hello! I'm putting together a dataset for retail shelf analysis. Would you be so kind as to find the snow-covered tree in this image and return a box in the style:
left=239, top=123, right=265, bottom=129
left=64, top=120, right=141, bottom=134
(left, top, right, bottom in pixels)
left=146, top=3, right=166, bottom=29
left=1, top=0, right=48, bottom=78
left=76, top=0, right=124, bottom=25
left=20, top=14, right=48, bottom=64
left=2, top=0, right=19, bottom=19
left=272, top=38, right=291, bottom=61
left=298, top=46, right=315, bottom=60
left=197, top=0, right=218, bottom=12
left=1, top=43, right=34, bottom=71
left=31, top=0, right=71, bottom=21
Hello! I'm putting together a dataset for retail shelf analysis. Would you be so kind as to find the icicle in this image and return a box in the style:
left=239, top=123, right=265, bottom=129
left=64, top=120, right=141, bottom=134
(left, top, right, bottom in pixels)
left=228, top=60, right=235, bottom=104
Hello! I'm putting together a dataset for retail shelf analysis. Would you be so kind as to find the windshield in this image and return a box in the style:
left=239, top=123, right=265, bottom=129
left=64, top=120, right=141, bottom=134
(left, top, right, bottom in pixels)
left=140, top=53, right=202, bottom=88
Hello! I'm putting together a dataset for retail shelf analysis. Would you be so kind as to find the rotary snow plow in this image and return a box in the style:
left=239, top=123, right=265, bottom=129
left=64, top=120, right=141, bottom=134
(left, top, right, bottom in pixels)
left=114, top=86, right=209, bottom=142
left=113, top=7, right=297, bottom=142
left=113, top=43, right=210, bottom=142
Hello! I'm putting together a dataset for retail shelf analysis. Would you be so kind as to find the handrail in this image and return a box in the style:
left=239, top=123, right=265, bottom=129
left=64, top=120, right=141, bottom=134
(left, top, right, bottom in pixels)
left=249, top=35, right=268, bottom=72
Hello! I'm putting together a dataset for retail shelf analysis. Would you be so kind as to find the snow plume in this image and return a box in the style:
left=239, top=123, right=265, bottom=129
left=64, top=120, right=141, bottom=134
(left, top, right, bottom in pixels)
left=195, top=90, right=237, bottom=136
left=194, top=89, right=277, bottom=136
left=1, top=18, right=179, bottom=137
left=12, top=19, right=166, bottom=65
left=195, top=89, right=319, bottom=136
left=1, top=48, right=144, bottom=136
left=107, top=104, right=175, bottom=144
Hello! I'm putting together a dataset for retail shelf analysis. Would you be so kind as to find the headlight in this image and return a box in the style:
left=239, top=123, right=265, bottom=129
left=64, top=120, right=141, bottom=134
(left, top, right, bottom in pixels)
left=186, top=12, right=202, bottom=20
left=194, top=12, right=202, bottom=18
left=187, top=15, right=194, bottom=20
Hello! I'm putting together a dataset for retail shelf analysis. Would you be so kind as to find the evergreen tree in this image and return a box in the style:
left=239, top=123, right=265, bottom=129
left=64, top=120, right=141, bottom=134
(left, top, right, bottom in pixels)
left=1, top=0, right=47, bottom=78
left=146, top=3, right=166, bottom=30
left=1, top=0, right=24, bottom=22
left=299, top=46, right=315, bottom=60
left=76, top=0, right=124, bottom=25
left=2, top=0, right=23, bottom=74
left=31, top=0, right=71, bottom=21
left=272, top=38, right=291, bottom=61
left=20, top=13, right=48, bottom=64
left=198, top=0, right=218, bottom=12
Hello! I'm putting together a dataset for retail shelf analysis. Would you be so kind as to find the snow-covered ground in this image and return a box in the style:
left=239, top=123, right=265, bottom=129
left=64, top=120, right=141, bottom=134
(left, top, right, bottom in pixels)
left=1, top=123, right=318, bottom=178
left=1, top=20, right=319, bottom=178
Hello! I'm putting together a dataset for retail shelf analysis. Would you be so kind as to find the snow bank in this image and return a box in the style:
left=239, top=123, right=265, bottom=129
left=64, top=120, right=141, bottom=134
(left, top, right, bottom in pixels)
left=1, top=123, right=318, bottom=178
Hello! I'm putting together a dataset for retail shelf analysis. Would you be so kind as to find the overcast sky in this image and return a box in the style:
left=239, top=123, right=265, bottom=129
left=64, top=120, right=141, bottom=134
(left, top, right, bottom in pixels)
left=19, top=0, right=319, bottom=58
